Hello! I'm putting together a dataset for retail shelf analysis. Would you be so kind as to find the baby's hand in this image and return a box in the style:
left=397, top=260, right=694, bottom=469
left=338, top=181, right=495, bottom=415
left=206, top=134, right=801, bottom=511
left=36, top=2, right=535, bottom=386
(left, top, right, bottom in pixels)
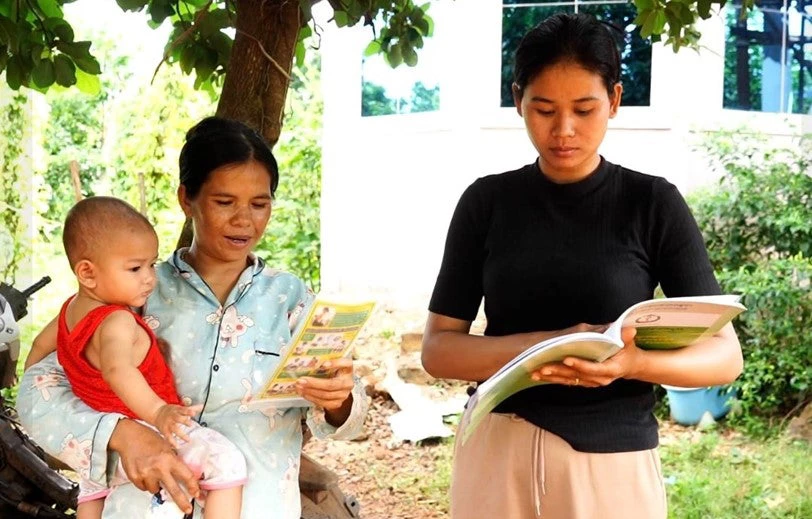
left=153, top=404, right=202, bottom=448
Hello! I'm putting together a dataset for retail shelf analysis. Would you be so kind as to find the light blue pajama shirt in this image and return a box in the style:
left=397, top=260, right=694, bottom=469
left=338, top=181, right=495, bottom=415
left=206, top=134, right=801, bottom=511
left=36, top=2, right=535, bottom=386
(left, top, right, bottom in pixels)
left=18, top=250, right=368, bottom=518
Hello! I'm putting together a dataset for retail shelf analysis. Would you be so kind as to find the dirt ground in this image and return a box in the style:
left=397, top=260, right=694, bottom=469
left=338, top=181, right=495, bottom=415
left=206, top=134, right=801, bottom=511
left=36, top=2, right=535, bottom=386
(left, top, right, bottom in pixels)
left=301, top=303, right=719, bottom=519
left=303, top=302, right=462, bottom=519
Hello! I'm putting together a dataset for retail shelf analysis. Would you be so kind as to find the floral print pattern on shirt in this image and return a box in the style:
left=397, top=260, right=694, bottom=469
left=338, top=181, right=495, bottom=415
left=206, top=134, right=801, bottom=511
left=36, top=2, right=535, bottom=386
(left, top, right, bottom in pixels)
left=17, top=250, right=368, bottom=519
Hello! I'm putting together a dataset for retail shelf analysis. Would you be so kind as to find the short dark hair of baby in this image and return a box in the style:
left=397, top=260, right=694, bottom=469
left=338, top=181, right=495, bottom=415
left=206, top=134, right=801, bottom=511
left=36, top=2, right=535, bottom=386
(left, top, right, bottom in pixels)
left=62, top=196, right=155, bottom=269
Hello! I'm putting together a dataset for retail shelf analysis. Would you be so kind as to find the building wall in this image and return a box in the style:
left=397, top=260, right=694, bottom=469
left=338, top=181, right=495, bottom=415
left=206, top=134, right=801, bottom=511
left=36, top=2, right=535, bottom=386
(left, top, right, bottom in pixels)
left=319, top=0, right=809, bottom=308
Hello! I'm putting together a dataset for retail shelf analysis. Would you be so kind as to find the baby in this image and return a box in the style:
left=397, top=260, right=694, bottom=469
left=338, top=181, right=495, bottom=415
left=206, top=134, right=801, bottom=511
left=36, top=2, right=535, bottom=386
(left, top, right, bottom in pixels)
left=26, top=196, right=246, bottom=519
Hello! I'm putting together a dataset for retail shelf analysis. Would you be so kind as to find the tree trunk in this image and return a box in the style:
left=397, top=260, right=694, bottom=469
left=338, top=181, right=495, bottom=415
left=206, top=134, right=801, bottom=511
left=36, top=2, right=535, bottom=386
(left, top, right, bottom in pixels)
left=178, top=0, right=302, bottom=250
left=216, top=0, right=302, bottom=147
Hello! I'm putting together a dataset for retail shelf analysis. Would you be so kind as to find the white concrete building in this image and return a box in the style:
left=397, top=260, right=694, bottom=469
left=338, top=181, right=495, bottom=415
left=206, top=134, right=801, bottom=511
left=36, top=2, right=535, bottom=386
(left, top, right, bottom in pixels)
left=318, top=0, right=810, bottom=308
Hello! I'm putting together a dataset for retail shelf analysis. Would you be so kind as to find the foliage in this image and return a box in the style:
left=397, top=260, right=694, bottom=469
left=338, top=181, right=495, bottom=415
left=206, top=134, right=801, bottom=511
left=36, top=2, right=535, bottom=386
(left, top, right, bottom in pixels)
left=0, top=88, right=29, bottom=282
left=40, top=75, right=107, bottom=226
left=0, top=0, right=435, bottom=94
left=1, top=1, right=763, bottom=100
left=717, top=257, right=811, bottom=428
left=631, top=0, right=757, bottom=51
left=361, top=79, right=439, bottom=116
left=688, top=132, right=812, bottom=425
left=661, top=431, right=812, bottom=517
left=409, top=81, right=439, bottom=113
left=257, top=56, right=323, bottom=290
left=689, top=133, right=811, bottom=272
left=362, top=80, right=396, bottom=116
left=111, top=65, right=216, bottom=257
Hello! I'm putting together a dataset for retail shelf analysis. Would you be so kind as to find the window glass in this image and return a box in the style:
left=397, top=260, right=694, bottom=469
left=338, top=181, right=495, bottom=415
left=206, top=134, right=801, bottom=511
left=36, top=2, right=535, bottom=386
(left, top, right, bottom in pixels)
left=723, top=0, right=811, bottom=114
left=501, top=1, right=652, bottom=107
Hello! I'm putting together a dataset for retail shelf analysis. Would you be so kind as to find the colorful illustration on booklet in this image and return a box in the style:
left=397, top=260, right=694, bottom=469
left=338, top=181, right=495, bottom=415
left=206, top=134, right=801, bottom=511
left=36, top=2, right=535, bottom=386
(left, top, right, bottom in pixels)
left=254, top=298, right=376, bottom=406
left=310, top=305, right=336, bottom=327
left=263, top=381, right=298, bottom=397
left=293, top=332, right=350, bottom=356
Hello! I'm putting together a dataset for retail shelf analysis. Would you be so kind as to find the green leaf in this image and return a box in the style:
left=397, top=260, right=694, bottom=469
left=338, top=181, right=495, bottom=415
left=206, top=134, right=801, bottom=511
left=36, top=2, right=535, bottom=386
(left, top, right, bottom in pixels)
left=641, top=9, right=658, bottom=38
left=653, top=10, right=667, bottom=34
left=193, top=46, right=218, bottom=83
left=6, top=55, right=24, bottom=90
left=294, top=39, right=305, bottom=68
left=75, top=67, right=101, bottom=95
left=678, top=4, right=695, bottom=24
left=179, top=44, right=195, bottom=74
left=44, top=17, right=74, bottom=43
left=208, top=31, right=232, bottom=62
left=363, top=40, right=381, bottom=57
left=198, top=9, right=230, bottom=37
left=53, top=53, right=76, bottom=86
left=298, top=0, right=312, bottom=21
left=36, top=0, right=63, bottom=18
left=28, top=43, right=45, bottom=65
left=414, top=17, right=430, bottom=36
left=73, top=53, right=101, bottom=75
left=403, top=44, right=418, bottom=67
left=55, top=40, right=90, bottom=58
left=697, top=0, right=712, bottom=19
left=31, top=57, right=55, bottom=87
left=56, top=40, right=101, bottom=74
left=386, top=44, right=402, bottom=67
left=334, top=10, right=349, bottom=28
left=0, top=16, right=17, bottom=48
left=116, top=0, right=149, bottom=12
left=148, top=0, right=175, bottom=24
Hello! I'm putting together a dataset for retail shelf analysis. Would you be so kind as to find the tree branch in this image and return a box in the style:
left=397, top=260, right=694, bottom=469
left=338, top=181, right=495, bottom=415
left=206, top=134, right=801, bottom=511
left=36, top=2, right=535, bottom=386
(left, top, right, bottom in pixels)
left=23, top=0, right=54, bottom=47
left=151, top=0, right=214, bottom=84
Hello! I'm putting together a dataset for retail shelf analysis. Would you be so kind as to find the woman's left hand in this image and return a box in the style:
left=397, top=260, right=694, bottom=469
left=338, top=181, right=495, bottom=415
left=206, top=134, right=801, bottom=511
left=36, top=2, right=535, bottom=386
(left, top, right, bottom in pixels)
left=530, top=327, right=644, bottom=387
left=295, top=357, right=354, bottom=411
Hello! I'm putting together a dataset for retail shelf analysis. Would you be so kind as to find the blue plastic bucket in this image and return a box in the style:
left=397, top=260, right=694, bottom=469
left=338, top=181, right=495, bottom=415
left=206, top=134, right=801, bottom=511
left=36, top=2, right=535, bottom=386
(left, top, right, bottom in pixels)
left=662, top=385, right=735, bottom=425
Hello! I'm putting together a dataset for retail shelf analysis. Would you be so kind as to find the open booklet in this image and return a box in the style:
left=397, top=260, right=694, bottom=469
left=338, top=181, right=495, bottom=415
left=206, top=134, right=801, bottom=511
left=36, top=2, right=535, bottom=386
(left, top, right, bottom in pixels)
left=458, top=294, right=746, bottom=444
left=250, top=298, right=376, bottom=408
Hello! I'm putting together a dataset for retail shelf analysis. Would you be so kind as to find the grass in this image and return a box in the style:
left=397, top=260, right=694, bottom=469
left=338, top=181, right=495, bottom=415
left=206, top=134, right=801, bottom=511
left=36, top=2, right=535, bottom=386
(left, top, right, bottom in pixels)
left=383, top=426, right=811, bottom=519
left=662, top=430, right=812, bottom=518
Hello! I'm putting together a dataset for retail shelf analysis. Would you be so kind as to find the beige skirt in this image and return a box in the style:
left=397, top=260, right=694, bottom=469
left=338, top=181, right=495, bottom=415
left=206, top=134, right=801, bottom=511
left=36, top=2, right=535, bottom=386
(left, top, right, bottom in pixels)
left=450, top=413, right=667, bottom=519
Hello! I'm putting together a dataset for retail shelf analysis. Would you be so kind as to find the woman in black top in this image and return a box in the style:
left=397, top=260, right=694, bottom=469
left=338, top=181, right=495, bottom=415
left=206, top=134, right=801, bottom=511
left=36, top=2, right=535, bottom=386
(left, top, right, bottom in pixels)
left=422, top=13, right=742, bottom=519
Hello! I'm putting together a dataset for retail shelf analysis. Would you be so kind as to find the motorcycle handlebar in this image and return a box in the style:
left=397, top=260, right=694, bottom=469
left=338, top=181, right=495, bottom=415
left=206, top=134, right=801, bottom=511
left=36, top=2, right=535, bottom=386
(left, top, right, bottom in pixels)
left=21, top=276, right=52, bottom=299
left=0, top=276, right=51, bottom=322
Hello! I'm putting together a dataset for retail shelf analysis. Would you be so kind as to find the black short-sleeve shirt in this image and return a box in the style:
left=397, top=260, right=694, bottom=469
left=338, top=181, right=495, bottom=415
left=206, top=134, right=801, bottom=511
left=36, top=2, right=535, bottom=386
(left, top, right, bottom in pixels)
left=429, top=158, right=720, bottom=452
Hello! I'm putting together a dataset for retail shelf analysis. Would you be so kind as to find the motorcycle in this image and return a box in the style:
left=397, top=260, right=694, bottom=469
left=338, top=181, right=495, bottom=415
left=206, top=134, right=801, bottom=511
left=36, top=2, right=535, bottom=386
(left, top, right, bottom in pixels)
left=0, top=278, right=360, bottom=519
left=0, top=277, right=78, bottom=518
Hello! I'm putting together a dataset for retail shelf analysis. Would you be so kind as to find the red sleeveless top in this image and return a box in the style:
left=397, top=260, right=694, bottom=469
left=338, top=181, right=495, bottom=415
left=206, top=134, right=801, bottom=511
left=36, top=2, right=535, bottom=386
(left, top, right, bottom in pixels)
left=56, top=297, right=181, bottom=419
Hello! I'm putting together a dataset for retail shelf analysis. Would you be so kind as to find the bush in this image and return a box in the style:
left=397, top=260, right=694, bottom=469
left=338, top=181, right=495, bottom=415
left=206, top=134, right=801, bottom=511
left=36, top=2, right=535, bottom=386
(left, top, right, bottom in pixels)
left=689, top=133, right=811, bottom=271
left=718, top=257, right=811, bottom=423
left=688, top=132, right=812, bottom=425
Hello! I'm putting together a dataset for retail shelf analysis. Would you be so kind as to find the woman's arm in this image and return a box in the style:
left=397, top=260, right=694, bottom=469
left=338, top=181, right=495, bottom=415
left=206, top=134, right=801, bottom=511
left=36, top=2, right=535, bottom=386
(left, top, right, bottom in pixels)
left=421, top=311, right=607, bottom=382
left=108, top=420, right=200, bottom=513
left=535, top=323, right=743, bottom=387
left=18, top=341, right=200, bottom=513
left=303, top=359, right=369, bottom=440
left=18, top=354, right=127, bottom=485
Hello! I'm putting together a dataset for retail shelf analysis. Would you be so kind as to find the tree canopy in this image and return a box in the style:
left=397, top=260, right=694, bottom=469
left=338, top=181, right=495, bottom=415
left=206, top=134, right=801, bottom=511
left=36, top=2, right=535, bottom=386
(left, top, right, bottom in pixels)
left=0, top=0, right=757, bottom=144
